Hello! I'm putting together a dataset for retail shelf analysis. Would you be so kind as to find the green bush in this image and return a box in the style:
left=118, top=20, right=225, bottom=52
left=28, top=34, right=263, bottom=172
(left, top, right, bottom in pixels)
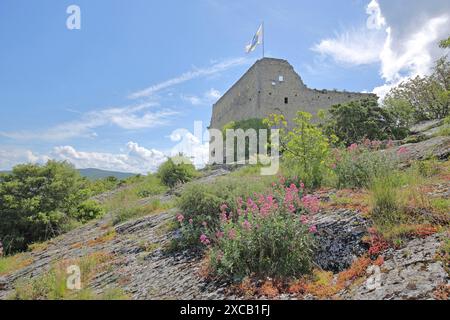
left=333, top=142, right=395, bottom=189
left=73, top=200, right=105, bottom=224
left=384, top=57, right=449, bottom=122
left=0, top=161, right=91, bottom=254
left=175, top=175, right=274, bottom=248
left=206, top=182, right=317, bottom=279
left=325, top=98, right=407, bottom=145
left=439, top=115, right=450, bottom=136
left=265, top=112, right=334, bottom=189
left=112, top=199, right=169, bottom=225
left=370, top=173, right=405, bottom=227
left=157, top=157, right=198, bottom=188
left=86, top=176, right=120, bottom=196
left=222, top=118, right=270, bottom=163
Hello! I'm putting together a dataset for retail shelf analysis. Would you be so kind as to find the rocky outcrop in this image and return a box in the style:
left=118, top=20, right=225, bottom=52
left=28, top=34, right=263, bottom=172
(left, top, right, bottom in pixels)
left=385, top=136, right=450, bottom=164
left=312, top=209, right=370, bottom=272
left=341, top=234, right=448, bottom=300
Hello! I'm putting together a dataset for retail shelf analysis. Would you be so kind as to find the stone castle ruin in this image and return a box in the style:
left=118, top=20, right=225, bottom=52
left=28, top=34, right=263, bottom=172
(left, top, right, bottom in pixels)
left=210, top=58, right=376, bottom=129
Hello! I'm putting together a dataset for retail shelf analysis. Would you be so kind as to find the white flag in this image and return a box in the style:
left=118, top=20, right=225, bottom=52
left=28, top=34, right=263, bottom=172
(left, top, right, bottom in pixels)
left=245, top=24, right=263, bottom=53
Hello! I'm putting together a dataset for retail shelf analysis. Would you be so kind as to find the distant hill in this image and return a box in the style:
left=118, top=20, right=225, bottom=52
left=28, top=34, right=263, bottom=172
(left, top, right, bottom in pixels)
left=77, top=168, right=136, bottom=180
left=1, top=168, right=136, bottom=181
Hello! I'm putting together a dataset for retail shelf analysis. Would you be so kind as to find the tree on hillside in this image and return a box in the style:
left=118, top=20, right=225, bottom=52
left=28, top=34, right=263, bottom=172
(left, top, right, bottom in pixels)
left=157, top=156, right=197, bottom=188
left=324, top=98, right=404, bottom=146
left=384, top=56, right=449, bottom=122
left=440, top=36, right=450, bottom=48
left=0, top=161, right=101, bottom=254
left=222, top=118, right=270, bottom=162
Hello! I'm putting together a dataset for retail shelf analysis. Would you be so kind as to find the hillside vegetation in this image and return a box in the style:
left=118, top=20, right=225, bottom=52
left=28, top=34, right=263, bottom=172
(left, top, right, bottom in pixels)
left=0, top=48, right=449, bottom=300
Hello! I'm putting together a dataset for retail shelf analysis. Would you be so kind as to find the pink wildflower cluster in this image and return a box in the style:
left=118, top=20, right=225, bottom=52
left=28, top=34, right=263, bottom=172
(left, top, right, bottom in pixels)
left=200, top=234, right=210, bottom=245
left=301, top=195, right=320, bottom=214
left=363, top=139, right=382, bottom=150
left=348, top=143, right=358, bottom=152
left=397, top=147, right=408, bottom=155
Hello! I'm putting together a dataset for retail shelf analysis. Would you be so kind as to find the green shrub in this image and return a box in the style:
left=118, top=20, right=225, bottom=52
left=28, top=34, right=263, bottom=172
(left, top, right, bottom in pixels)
left=205, top=182, right=317, bottom=279
left=325, top=98, right=405, bottom=145
left=333, top=142, right=395, bottom=189
left=0, top=161, right=91, bottom=254
left=175, top=175, right=274, bottom=248
left=73, top=200, right=105, bottom=224
left=112, top=199, right=170, bottom=225
left=10, top=252, right=127, bottom=300
left=439, top=115, right=450, bottom=136
left=157, top=157, right=198, bottom=188
left=222, top=118, right=270, bottom=163
left=370, top=173, right=405, bottom=227
left=413, top=159, right=441, bottom=178
left=265, top=112, right=334, bottom=189
left=86, top=176, right=120, bottom=196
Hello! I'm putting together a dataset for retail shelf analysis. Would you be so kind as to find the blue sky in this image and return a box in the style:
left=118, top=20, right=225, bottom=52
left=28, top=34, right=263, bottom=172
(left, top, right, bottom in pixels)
left=1, top=0, right=449, bottom=173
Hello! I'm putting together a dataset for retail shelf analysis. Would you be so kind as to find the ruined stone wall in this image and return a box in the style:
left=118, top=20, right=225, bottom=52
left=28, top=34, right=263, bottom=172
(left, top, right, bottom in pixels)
left=210, top=58, right=376, bottom=129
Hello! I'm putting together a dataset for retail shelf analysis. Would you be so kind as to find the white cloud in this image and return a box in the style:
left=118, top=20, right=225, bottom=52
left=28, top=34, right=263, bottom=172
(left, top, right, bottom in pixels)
left=312, top=0, right=450, bottom=98
left=0, top=148, right=49, bottom=170
left=181, top=94, right=203, bottom=106
left=0, top=103, right=178, bottom=142
left=169, top=128, right=209, bottom=168
left=181, top=88, right=222, bottom=106
left=366, top=0, right=386, bottom=30
left=52, top=142, right=168, bottom=174
left=205, top=88, right=221, bottom=101
left=312, top=28, right=385, bottom=65
left=129, top=57, right=249, bottom=99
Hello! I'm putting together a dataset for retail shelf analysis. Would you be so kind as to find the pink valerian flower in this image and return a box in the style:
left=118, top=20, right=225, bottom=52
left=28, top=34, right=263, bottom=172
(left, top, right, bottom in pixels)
left=220, top=212, right=228, bottom=223
left=200, top=234, right=210, bottom=245
left=257, top=194, right=266, bottom=206
left=176, top=214, right=184, bottom=223
left=309, top=225, right=318, bottom=233
left=397, top=147, right=408, bottom=155
left=348, top=143, right=358, bottom=152
left=300, top=215, right=308, bottom=224
left=215, top=231, right=224, bottom=239
left=283, top=183, right=301, bottom=212
left=242, top=220, right=252, bottom=231
left=189, top=219, right=193, bottom=224
left=228, top=229, right=237, bottom=240
left=363, top=138, right=371, bottom=148
left=371, top=140, right=382, bottom=150
left=300, top=182, right=305, bottom=189
left=220, top=204, right=228, bottom=212
left=247, top=198, right=258, bottom=212
left=302, top=195, right=320, bottom=214
left=260, top=195, right=277, bottom=217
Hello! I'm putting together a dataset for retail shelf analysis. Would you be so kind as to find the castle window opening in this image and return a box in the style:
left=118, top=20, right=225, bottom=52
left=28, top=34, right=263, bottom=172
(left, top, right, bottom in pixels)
left=284, top=97, right=289, bottom=104
left=279, top=75, right=284, bottom=82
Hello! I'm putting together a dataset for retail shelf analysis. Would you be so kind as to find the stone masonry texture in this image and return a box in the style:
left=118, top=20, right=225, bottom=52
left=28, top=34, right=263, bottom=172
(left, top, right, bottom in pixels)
left=210, top=58, right=376, bottom=129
